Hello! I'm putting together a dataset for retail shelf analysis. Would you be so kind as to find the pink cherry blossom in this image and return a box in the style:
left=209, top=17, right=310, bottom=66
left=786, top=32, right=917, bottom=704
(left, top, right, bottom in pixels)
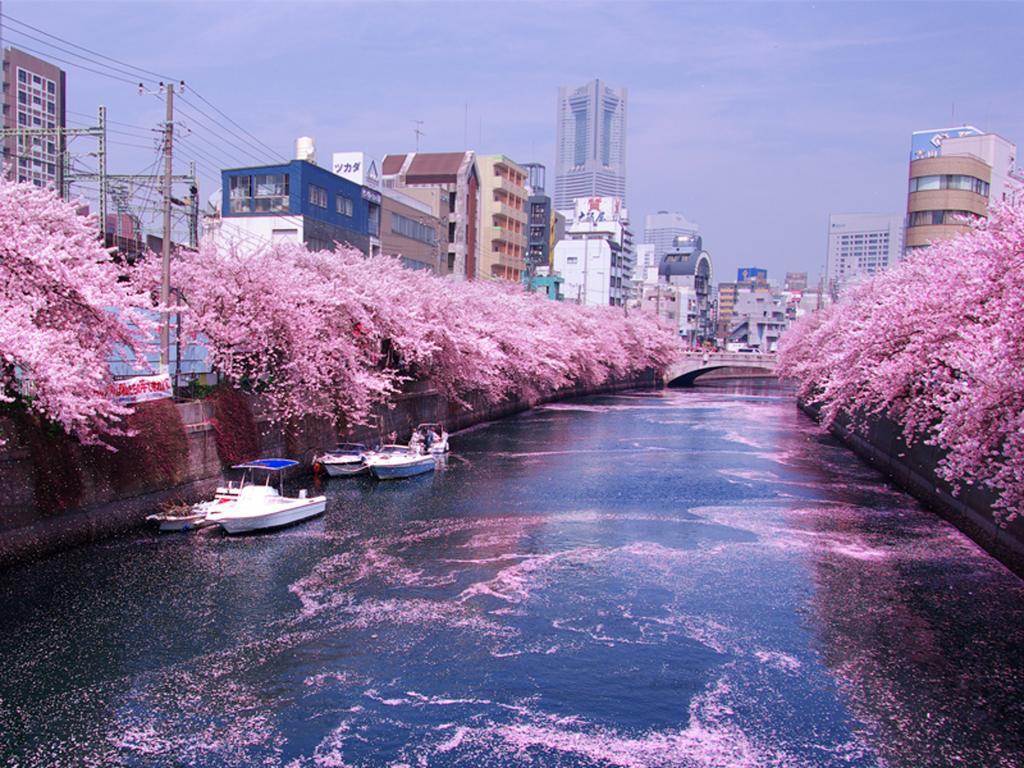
left=136, top=236, right=681, bottom=429
left=0, top=176, right=147, bottom=443
left=779, top=202, right=1024, bottom=522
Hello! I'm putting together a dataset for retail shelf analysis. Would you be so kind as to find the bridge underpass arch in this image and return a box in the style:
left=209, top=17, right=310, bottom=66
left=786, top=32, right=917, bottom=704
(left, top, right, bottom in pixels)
left=667, top=365, right=728, bottom=387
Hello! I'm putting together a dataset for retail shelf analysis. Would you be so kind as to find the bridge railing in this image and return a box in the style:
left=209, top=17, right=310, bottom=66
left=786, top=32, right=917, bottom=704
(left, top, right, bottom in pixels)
left=676, top=351, right=778, bottom=365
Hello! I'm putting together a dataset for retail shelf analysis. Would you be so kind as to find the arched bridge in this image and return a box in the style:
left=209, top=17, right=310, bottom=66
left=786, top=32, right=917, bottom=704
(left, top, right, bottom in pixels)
left=665, top=351, right=778, bottom=387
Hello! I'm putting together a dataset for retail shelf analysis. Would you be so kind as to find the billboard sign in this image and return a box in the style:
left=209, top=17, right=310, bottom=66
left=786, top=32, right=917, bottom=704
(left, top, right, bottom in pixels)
left=737, top=267, right=768, bottom=284
left=909, top=126, right=983, bottom=160
left=109, top=374, right=173, bottom=405
left=332, top=152, right=380, bottom=188
left=574, top=196, right=623, bottom=223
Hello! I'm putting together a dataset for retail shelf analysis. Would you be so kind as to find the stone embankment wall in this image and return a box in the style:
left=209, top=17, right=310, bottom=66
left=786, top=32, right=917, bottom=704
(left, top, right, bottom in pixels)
left=0, top=372, right=657, bottom=568
left=799, top=400, right=1024, bottom=578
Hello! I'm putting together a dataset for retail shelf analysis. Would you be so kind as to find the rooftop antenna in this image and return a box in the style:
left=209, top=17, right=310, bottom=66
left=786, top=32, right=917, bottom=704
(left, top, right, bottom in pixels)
left=412, top=120, right=424, bottom=152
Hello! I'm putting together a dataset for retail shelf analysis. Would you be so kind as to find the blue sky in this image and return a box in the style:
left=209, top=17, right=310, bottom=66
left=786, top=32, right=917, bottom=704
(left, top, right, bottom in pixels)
left=4, top=0, right=1023, bottom=282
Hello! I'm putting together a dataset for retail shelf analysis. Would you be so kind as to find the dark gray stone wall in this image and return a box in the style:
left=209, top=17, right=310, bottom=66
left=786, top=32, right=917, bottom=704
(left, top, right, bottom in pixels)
left=799, top=400, right=1024, bottom=578
left=0, top=372, right=657, bottom=568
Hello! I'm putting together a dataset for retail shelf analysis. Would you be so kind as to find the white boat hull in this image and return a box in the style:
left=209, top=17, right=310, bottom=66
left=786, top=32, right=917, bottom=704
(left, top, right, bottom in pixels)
left=147, top=513, right=214, bottom=532
left=321, top=460, right=368, bottom=477
left=368, top=455, right=436, bottom=480
left=209, top=497, right=326, bottom=534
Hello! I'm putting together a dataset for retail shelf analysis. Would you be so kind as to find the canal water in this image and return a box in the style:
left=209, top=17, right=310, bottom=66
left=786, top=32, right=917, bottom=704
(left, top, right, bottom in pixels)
left=1, top=383, right=1022, bottom=767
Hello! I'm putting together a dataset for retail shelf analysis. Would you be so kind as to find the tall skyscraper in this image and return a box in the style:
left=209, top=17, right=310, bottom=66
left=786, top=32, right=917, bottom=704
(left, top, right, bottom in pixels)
left=2, top=46, right=66, bottom=189
left=644, top=211, right=699, bottom=262
left=826, top=213, right=904, bottom=298
left=554, top=79, right=627, bottom=211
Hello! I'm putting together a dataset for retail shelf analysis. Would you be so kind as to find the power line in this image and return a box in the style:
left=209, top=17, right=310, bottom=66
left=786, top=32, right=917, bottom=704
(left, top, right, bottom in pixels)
left=0, top=12, right=174, bottom=82
left=177, top=96, right=280, bottom=165
left=186, top=88, right=281, bottom=160
left=1, top=24, right=162, bottom=84
left=173, top=112, right=264, bottom=167
left=0, top=34, right=139, bottom=85
left=67, top=109, right=156, bottom=132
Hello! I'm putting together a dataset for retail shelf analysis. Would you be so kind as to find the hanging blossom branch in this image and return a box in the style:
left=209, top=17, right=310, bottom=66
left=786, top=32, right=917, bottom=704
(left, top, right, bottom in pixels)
left=778, top=202, right=1024, bottom=523
left=0, top=175, right=149, bottom=443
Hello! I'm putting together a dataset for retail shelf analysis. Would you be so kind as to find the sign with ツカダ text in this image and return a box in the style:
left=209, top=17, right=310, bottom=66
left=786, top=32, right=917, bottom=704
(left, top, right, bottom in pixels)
left=110, top=374, right=173, bottom=405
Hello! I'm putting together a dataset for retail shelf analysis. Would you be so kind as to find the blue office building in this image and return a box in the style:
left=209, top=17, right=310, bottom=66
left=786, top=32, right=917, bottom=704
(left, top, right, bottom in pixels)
left=221, top=160, right=381, bottom=254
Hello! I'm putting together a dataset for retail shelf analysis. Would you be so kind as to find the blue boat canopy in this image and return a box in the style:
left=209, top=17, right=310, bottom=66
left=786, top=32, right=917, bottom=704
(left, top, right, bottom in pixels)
left=232, top=458, right=299, bottom=471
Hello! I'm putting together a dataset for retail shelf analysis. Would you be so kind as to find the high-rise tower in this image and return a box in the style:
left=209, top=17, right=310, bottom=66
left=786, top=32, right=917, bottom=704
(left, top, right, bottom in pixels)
left=554, top=79, right=626, bottom=211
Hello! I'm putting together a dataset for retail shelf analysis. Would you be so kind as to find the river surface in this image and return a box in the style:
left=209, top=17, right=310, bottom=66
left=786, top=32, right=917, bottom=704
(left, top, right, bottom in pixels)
left=1, top=383, right=1023, bottom=767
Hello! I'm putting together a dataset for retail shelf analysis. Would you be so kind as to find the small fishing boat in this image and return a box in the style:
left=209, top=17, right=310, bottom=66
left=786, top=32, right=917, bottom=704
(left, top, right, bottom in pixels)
left=205, top=459, right=326, bottom=534
left=147, top=476, right=245, bottom=532
left=366, top=444, right=436, bottom=480
left=410, top=423, right=450, bottom=455
left=146, top=507, right=215, bottom=532
left=314, top=442, right=369, bottom=477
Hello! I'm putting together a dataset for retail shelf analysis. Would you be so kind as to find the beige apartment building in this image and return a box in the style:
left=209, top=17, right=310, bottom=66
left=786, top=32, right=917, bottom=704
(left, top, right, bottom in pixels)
left=476, top=155, right=528, bottom=281
left=905, top=126, right=1023, bottom=251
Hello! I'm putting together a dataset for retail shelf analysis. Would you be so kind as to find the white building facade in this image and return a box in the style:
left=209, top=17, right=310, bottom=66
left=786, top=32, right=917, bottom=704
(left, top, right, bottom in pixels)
left=553, top=196, right=633, bottom=306
left=825, top=212, right=904, bottom=298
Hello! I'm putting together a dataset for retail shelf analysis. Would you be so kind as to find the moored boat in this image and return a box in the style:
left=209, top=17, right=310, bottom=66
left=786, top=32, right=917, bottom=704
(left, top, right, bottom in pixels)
left=366, top=444, right=436, bottom=480
left=314, top=443, right=369, bottom=477
left=205, top=459, right=326, bottom=534
left=146, top=509, right=215, bottom=532
left=410, top=423, right=450, bottom=455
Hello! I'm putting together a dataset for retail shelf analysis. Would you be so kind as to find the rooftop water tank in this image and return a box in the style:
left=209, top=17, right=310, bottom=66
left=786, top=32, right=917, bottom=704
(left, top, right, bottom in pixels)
left=296, top=136, right=316, bottom=165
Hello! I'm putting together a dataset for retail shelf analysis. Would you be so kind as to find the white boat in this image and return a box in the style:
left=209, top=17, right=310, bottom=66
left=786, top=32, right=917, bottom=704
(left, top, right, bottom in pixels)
left=205, top=459, right=326, bottom=534
left=147, top=477, right=245, bottom=532
left=366, top=444, right=436, bottom=480
left=314, top=443, right=369, bottom=477
left=146, top=510, right=215, bottom=532
left=409, top=423, right=450, bottom=455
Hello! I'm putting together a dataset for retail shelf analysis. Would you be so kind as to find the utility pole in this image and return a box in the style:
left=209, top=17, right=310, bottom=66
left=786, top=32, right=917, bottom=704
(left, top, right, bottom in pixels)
left=159, top=83, right=176, bottom=373
left=188, top=160, right=198, bottom=248
left=138, top=80, right=184, bottom=373
left=97, top=106, right=107, bottom=237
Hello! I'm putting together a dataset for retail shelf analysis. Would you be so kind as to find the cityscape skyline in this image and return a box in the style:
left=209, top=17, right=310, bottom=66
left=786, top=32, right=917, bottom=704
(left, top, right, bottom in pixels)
left=1, top=1, right=1023, bottom=282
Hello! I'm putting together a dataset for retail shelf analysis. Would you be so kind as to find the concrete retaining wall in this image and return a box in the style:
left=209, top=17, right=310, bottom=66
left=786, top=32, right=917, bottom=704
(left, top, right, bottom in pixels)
left=0, top=372, right=657, bottom=568
left=799, top=400, right=1024, bottom=578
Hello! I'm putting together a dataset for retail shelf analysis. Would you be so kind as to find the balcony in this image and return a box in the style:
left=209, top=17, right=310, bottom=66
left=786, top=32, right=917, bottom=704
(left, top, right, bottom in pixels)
left=490, top=225, right=526, bottom=246
left=493, top=201, right=527, bottom=224
left=492, top=175, right=526, bottom=200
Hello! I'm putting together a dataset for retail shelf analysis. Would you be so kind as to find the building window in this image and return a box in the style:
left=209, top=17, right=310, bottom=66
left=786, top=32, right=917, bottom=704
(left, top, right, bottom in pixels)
left=391, top=212, right=436, bottom=244
left=448, top=191, right=457, bottom=213
left=907, top=209, right=979, bottom=227
left=229, top=175, right=253, bottom=213
left=17, top=69, right=26, bottom=83
left=336, top=195, right=353, bottom=216
left=909, top=174, right=989, bottom=196
left=448, top=221, right=456, bottom=243
left=308, top=184, right=327, bottom=208
left=253, top=173, right=289, bottom=212
left=368, top=202, right=380, bottom=236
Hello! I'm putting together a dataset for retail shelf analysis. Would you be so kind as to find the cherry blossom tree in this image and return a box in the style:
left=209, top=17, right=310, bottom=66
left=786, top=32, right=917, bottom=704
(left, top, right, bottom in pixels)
left=779, top=202, right=1024, bottom=522
left=0, top=176, right=147, bottom=443
left=152, top=236, right=681, bottom=428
